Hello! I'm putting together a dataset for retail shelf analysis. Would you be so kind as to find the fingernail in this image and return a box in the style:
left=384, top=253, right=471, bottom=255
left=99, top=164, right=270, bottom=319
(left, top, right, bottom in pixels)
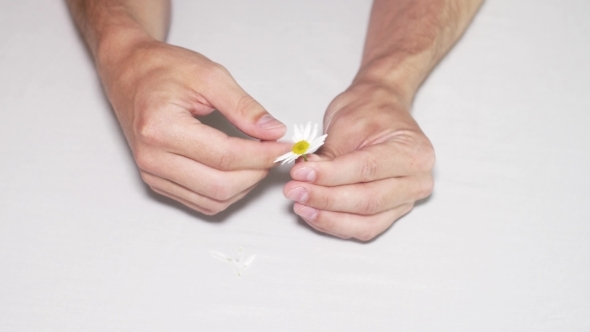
left=286, top=187, right=308, bottom=203
left=293, top=167, right=316, bottom=182
left=257, top=114, right=285, bottom=130
left=296, top=206, right=317, bottom=221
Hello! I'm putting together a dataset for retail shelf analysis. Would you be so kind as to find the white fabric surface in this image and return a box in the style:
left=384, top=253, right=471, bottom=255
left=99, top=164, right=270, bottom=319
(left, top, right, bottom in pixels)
left=1, top=0, right=589, bottom=331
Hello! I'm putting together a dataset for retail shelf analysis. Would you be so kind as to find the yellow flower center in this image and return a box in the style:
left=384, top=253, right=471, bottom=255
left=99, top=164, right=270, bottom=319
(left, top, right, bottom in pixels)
left=292, top=140, right=310, bottom=155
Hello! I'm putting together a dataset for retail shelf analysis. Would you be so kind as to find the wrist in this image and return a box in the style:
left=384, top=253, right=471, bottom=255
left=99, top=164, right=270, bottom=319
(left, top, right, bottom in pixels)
left=351, top=56, right=426, bottom=107
left=95, top=22, right=154, bottom=73
left=325, top=76, right=413, bottom=132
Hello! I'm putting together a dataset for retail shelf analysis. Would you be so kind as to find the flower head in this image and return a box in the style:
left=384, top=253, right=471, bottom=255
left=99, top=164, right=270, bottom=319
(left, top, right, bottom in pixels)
left=274, top=122, right=327, bottom=164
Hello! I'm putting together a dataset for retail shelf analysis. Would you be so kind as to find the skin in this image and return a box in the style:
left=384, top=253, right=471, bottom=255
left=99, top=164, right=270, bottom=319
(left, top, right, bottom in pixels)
left=67, top=0, right=290, bottom=215
left=67, top=0, right=483, bottom=239
left=285, top=0, right=484, bottom=240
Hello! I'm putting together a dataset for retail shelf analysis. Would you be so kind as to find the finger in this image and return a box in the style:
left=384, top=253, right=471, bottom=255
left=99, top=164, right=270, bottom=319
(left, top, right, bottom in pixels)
left=202, top=65, right=287, bottom=140
left=143, top=172, right=255, bottom=215
left=284, top=174, right=433, bottom=215
left=290, top=141, right=435, bottom=186
left=137, top=109, right=291, bottom=170
left=136, top=150, right=268, bottom=201
left=301, top=215, right=352, bottom=239
left=151, top=186, right=252, bottom=216
left=152, top=187, right=213, bottom=215
left=293, top=203, right=414, bottom=241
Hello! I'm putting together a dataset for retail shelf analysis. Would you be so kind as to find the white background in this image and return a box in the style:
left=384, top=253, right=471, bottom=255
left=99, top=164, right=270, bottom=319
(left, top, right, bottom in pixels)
left=1, top=0, right=589, bottom=331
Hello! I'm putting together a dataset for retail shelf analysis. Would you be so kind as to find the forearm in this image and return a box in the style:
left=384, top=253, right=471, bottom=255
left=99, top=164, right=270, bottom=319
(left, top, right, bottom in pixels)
left=355, top=0, right=483, bottom=104
left=66, top=0, right=171, bottom=62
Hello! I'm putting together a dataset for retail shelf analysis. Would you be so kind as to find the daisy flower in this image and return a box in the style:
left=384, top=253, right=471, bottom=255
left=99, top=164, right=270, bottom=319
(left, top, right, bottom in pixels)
left=274, top=122, right=327, bottom=164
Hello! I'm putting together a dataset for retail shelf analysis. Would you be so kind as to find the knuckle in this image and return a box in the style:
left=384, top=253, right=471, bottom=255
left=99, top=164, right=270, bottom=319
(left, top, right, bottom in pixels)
left=139, top=171, right=156, bottom=187
left=208, top=181, right=234, bottom=201
left=198, top=207, right=218, bottom=216
left=405, top=203, right=415, bottom=214
left=395, top=203, right=415, bottom=221
left=314, top=214, right=336, bottom=231
left=213, top=148, right=234, bottom=171
left=414, top=139, right=436, bottom=172
left=207, top=62, right=230, bottom=77
left=135, top=114, right=165, bottom=147
left=359, top=153, right=379, bottom=182
left=235, top=94, right=261, bottom=118
left=356, top=228, right=377, bottom=242
left=201, top=203, right=227, bottom=215
left=313, top=191, right=333, bottom=210
left=398, top=203, right=415, bottom=219
left=134, top=149, right=155, bottom=173
left=202, top=62, right=231, bottom=83
left=417, top=177, right=434, bottom=199
left=357, top=196, right=382, bottom=215
left=187, top=197, right=230, bottom=216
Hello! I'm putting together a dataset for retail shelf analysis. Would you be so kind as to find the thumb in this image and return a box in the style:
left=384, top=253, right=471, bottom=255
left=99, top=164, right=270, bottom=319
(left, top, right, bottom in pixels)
left=316, top=124, right=358, bottom=161
left=204, top=71, right=286, bottom=141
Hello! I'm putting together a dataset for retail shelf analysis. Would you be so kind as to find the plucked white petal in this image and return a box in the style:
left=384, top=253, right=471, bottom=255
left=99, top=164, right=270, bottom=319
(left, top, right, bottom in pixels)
left=210, top=250, right=231, bottom=262
left=244, top=254, right=256, bottom=267
left=236, top=246, right=243, bottom=262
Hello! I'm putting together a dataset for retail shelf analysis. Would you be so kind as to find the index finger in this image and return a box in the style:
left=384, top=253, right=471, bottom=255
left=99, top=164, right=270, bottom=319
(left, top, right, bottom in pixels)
left=290, top=143, right=435, bottom=186
left=144, top=112, right=291, bottom=171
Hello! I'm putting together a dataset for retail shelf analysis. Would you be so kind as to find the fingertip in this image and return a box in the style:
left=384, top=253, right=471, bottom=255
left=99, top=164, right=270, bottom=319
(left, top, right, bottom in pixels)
left=284, top=185, right=309, bottom=204
left=268, top=141, right=292, bottom=167
left=282, top=180, right=296, bottom=196
left=290, top=153, right=332, bottom=181
left=255, top=114, right=287, bottom=140
left=291, top=165, right=317, bottom=182
left=257, top=114, right=285, bottom=130
left=293, top=203, right=318, bottom=222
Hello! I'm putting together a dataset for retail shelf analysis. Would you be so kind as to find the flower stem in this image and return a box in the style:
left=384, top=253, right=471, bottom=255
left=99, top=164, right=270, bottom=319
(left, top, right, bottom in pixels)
left=303, top=154, right=308, bottom=162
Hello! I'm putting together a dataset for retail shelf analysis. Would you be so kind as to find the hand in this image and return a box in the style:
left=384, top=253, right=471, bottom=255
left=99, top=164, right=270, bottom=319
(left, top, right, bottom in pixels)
left=99, top=38, right=289, bottom=215
left=283, top=83, right=435, bottom=241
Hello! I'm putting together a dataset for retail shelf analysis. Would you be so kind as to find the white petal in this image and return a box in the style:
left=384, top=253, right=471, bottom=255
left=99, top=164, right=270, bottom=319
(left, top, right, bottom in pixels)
left=306, top=134, right=328, bottom=154
left=297, top=124, right=306, bottom=141
left=284, top=154, right=301, bottom=164
left=314, top=134, right=328, bottom=144
left=309, top=123, right=318, bottom=142
left=303, top=122, right=312, bottom=141
left=275, top=152, right=296, bottom=163
left=293, top=124, right=301, bottom=141
left=237, top=247, right=243, bottom=262
left=306, top=144, right=322, bottom=154
left=210, top=250, right=231, bottom=262
left=281, top=154, right=299, bottom=164
left=244, top=254, right=256, bottom=267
